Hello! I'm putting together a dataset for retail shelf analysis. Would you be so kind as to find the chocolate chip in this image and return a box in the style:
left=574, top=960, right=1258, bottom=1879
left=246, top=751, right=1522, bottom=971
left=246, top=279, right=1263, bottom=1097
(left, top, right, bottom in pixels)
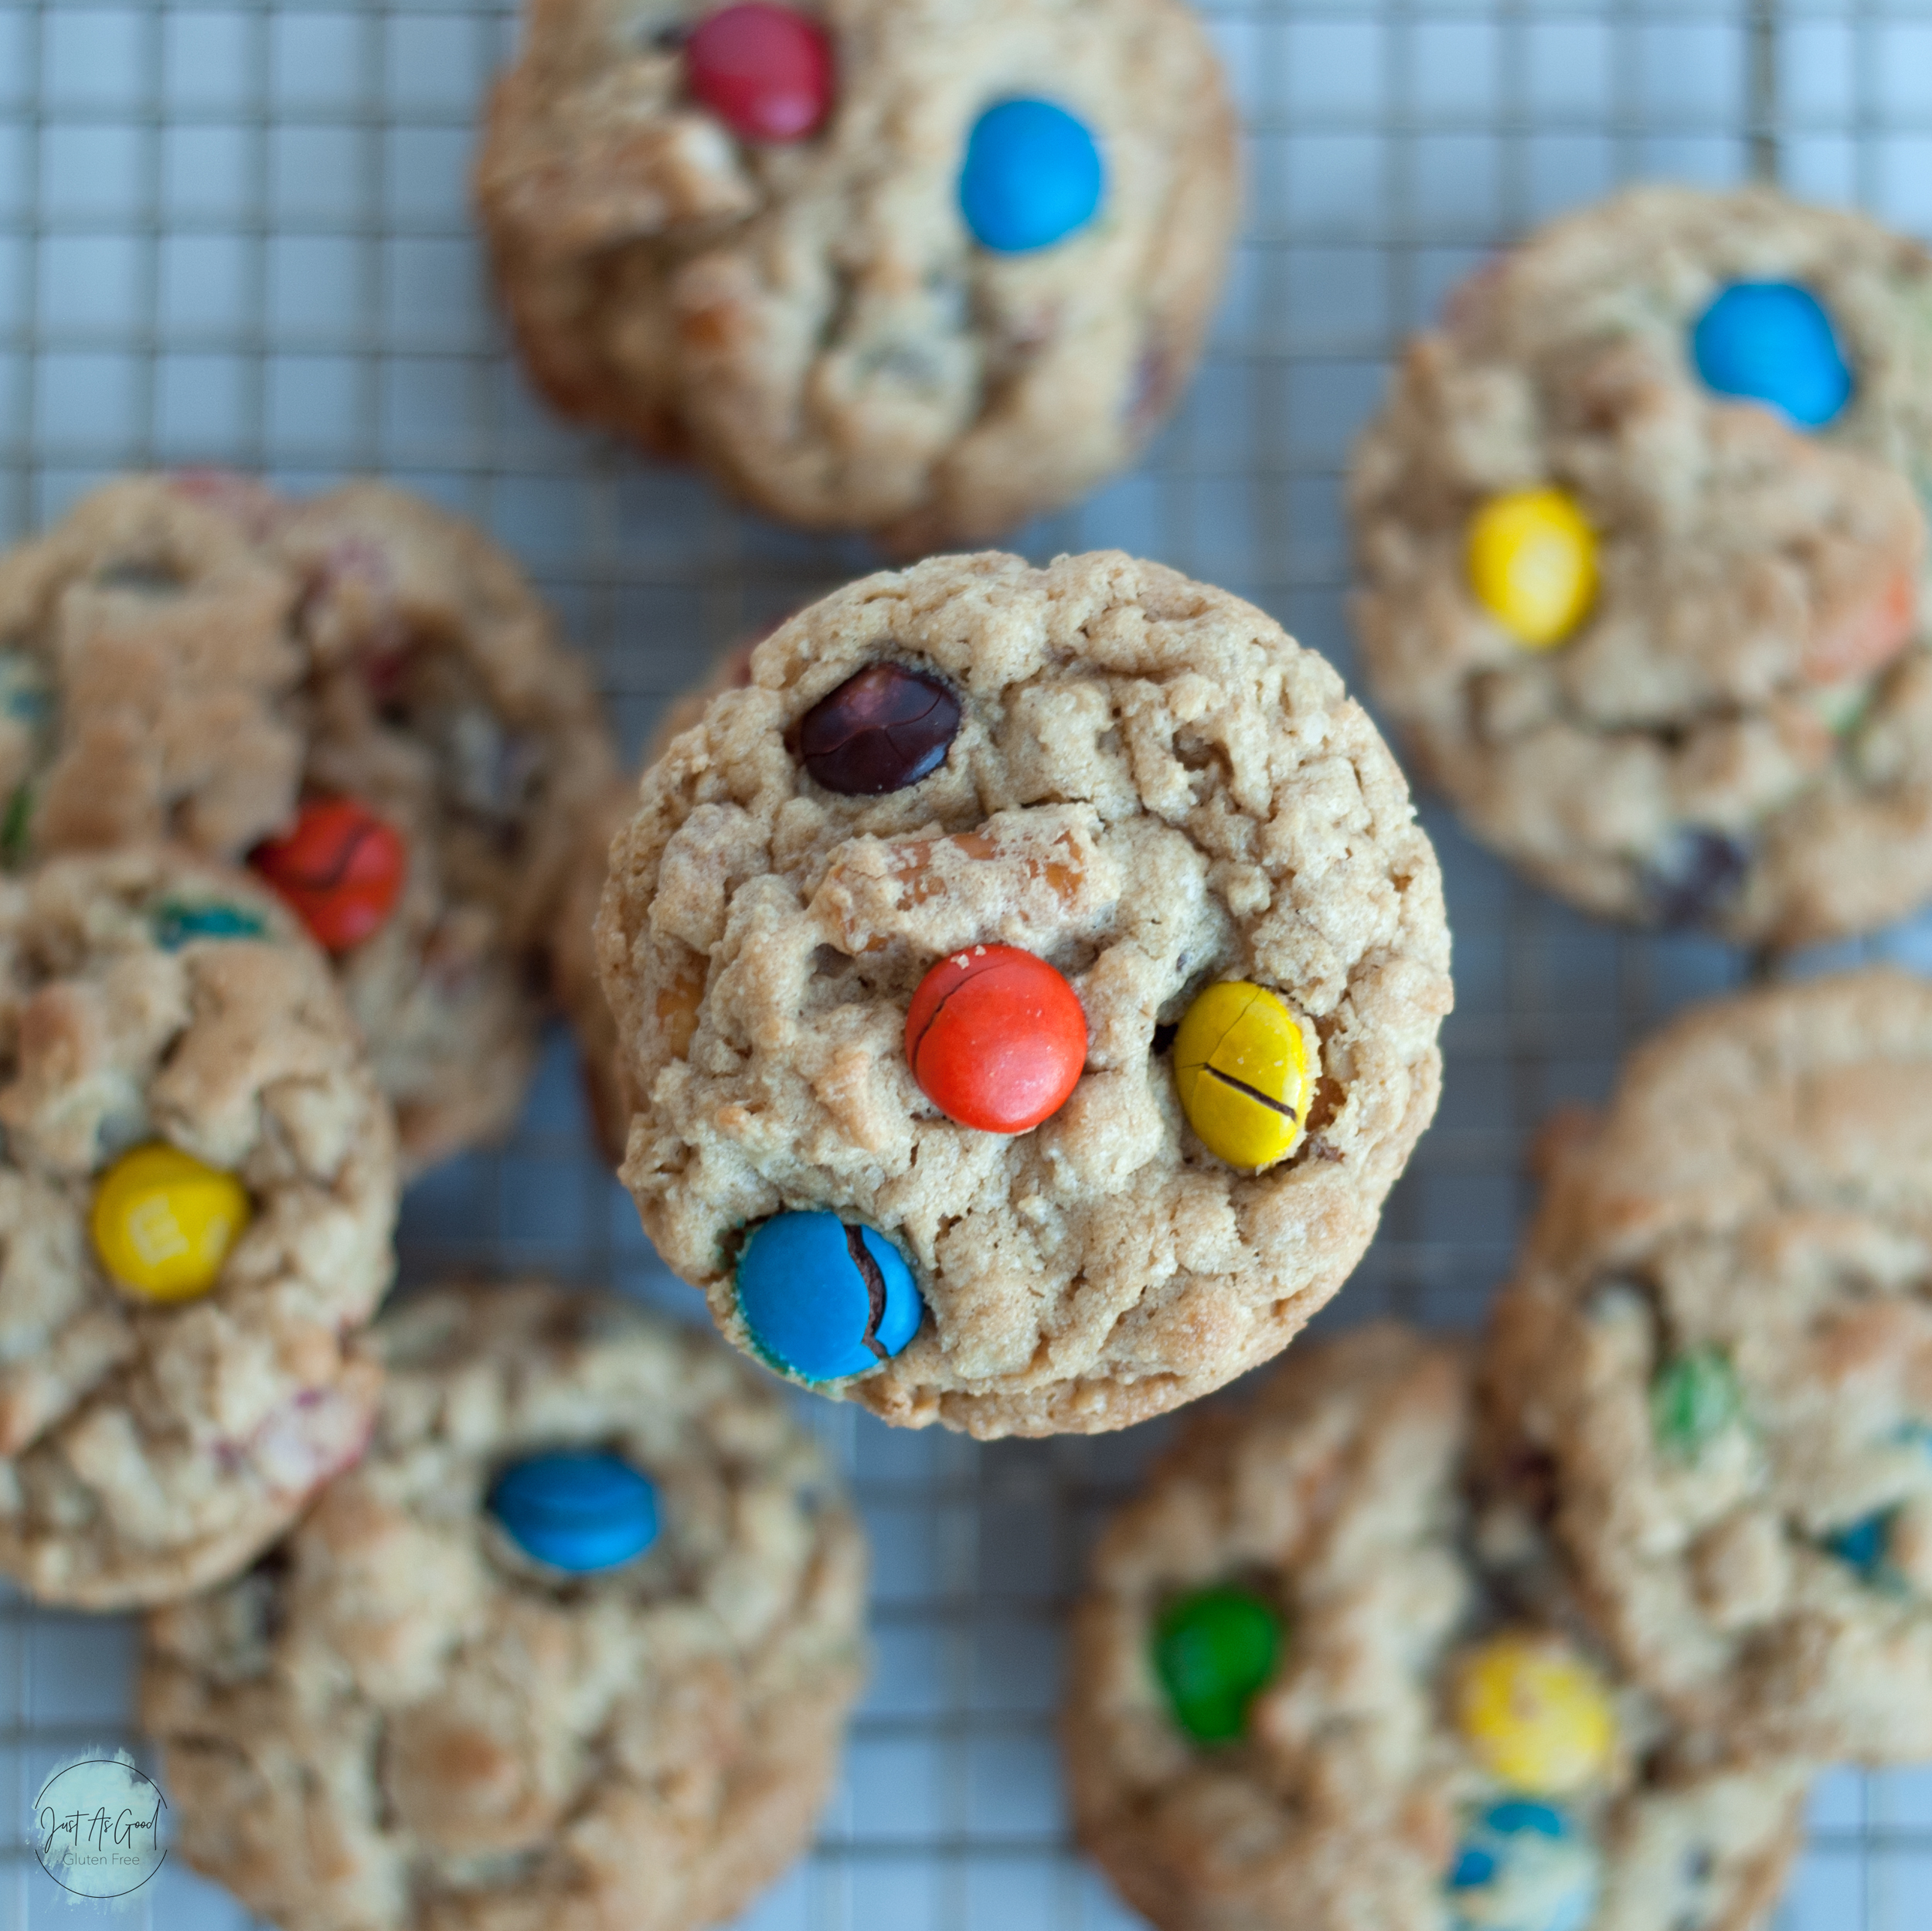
left=1643, top=828, right=1750, bottom=929
left=794, top=663, right=961, bottom=796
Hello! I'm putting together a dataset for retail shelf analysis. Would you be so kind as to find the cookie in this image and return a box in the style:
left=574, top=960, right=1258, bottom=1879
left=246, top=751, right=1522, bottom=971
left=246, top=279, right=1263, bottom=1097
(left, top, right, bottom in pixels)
left=0, top=473, right=304, bottom=858
left=0, top=474, right=620, bottom=1172
left=1064, top=1324, right=1808, bottom=1931
left=1487, top=965, right=1932, bottom=1763
left=141, top=1281, right=867, bottom=1931
left=474, top=0, right=1238, bottom=549
left=0, top=848, right=397, bottom=1607
left=554, top=777, right=634, bottom=1164
left=270, top=482, right=619, bottom=1170
left=1350, top=184, right=1932, bottom=947
left=597, top=550, right=1452, bottom=1436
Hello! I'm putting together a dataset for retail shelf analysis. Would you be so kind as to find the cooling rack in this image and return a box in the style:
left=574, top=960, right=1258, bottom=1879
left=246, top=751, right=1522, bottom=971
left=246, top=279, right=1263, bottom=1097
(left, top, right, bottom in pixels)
left=5, top=0, right=1932, bottom=1923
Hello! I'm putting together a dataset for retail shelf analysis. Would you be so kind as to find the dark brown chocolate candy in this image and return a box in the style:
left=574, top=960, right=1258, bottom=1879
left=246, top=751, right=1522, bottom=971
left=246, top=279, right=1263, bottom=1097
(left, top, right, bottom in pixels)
left=794, top=663, right=960, bottom=795
left=1644, top=827, right=1750, bottom=929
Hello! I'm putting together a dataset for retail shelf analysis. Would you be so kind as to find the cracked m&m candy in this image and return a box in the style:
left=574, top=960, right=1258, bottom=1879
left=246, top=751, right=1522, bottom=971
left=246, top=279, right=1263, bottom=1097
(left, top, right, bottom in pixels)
left=959, top=98, right=1104, bottom=254
left=91, top=1143, right=251, bottom=1304
left=1467, top=487, right=1598, bottom=650
left=794, top=662, right=961, bottom=795
left=1172, top=981, right=1311, bottom=1172
left=488, top=1450, right=660, bottom=1574
left=736, top=1211, right=923, bottom=1382
left=1455, top=1634, right=1617, bottom=1797
left=685, top=3, right=834, bottom=143
left=1692, top=281, right=1852, bottom=430
left=250, top=796, right=406, bottom=954
left=1152, top=1584, right=1284, bottom=1745
left=906, top=943, right=1087, bottom=1134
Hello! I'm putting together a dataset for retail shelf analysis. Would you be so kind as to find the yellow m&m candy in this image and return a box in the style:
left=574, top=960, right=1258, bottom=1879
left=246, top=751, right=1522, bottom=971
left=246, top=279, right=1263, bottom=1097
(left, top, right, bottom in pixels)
left=1172, top=981, right=1311, bottom=1172
left=1467, top=486, right=1598, bottom=650
left=1455, top=1632, right=1617, bottom=1796
left=91, top=1144, right=251, bottom=1304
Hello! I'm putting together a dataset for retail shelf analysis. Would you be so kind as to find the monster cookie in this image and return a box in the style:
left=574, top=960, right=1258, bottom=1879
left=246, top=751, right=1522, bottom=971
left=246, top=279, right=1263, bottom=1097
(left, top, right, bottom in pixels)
left=475, top=0, right=1238, bottom=549
left=597, top=552, right=1452, bottom=1436
left=1064, top=1324, right=1808, bottom=1931
left=142, top=1282, right=867, bottom=1931
left=0, top=848, right=398, bottom=1607
left=1488, top=966, right=1932, bottom=1763
left=0, top=474, right=304, bottom=858
left=267, top=483, right=618, bottom=1170
left=1351, top=184, right=1932, bottom=947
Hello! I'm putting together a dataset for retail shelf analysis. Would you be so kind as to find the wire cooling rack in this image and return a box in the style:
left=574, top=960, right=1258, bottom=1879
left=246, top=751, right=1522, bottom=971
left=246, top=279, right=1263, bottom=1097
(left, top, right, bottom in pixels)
left=6, top=0, right=1932, bottom=1925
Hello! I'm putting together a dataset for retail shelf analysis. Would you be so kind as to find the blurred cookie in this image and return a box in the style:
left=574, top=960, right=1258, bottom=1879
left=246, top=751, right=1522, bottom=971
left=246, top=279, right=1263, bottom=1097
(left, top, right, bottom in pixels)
left=0, top=849, right=396, bottom=1607
left=143, top=1281, right=867, bottom=1931
left=0, top=474, right=304, bottom=858
left=475, top=0, right=1238, bottom=549
left=1065, top=1324, right=1808, bottom=1931
left=1488, top=967, right=1932, bottom=1762
left=1352, top=185, right=1932, bottom=946
left=597, top=551, right=1451, bottom=1436
left=270, top=482, right=618, bottom=1171
left=0, top=474, right=619, bottom=1173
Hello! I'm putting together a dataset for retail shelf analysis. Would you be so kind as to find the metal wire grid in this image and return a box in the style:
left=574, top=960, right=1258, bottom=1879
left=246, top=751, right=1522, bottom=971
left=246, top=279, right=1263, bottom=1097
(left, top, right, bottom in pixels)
left=4, top=0, right=1932, bottom=1924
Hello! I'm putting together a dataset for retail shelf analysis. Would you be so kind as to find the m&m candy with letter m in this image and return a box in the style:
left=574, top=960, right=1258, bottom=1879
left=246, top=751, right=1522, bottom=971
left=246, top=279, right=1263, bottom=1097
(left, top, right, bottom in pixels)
left=91, top=1143, right=251, bottom=1304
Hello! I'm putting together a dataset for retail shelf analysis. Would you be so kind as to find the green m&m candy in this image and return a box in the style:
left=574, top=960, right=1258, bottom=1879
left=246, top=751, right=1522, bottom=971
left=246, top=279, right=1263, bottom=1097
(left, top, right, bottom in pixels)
left=1152, top=1584, right=1283, bottom=1744
left=1650, top=1347, right=1743, bottom=1461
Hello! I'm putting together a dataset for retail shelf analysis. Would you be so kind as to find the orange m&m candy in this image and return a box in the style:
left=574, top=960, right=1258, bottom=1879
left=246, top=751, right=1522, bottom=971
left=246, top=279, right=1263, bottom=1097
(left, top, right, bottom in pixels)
left=250, top=797, right=406, bottom=954
left=905, top=943, right=1087, bottom=1134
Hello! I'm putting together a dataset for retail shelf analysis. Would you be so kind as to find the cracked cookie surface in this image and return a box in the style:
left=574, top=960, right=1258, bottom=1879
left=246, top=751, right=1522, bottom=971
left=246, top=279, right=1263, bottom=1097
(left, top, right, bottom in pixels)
left=1066, top=1324, right=1808, bottom=1931
left=142, top=1281, right=867, bottom=1931
left=0, top=848, right=397, bottom=1607
left=1351, top=185, right=1932, bottom=946
left=475, top=0, right=1237, bottom=549
left=1487, top=967, right=1932, bottom=1762
left=597, top=551, right=1452, bottom=1436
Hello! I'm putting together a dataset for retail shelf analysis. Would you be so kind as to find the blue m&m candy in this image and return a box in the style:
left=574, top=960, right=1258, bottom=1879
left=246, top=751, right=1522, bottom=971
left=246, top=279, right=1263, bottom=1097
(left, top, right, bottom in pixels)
left=1447, top=1800, right=1600, bottom=1931
left=488, top=1450, right=659, bottom=1573
left=736, top=1211, right=923, bottom=1382
left=959, top=99, right=1104, bottom=254
left=1828, top=1510, right=1893, bottom=1582
left=1691, top=282, right=1853, bottom=430
left=151, top=899, right=269, bottom=951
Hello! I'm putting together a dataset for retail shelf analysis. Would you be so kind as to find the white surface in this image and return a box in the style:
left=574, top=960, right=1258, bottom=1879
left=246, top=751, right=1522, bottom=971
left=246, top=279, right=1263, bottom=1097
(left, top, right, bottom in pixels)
left=3, top=0, right=1932, bottom=1926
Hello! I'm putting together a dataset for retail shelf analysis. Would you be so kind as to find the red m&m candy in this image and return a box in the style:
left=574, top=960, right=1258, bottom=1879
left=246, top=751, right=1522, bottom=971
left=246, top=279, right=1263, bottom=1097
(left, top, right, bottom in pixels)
left=906, top=943, right=1087, bottom=1134
left=250, top=797, right=406, bottom=954
left=685, top=4, right=834, bottom=144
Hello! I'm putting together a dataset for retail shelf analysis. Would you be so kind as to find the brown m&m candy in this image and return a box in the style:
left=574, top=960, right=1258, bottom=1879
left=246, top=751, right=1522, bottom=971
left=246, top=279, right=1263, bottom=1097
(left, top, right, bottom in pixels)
left=794, top=664, right=961, bottom=795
